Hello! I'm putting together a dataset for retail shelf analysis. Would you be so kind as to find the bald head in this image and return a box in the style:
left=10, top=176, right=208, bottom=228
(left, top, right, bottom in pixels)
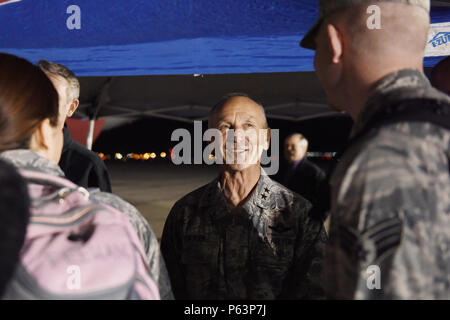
left=286, top=133, right=305, bottom=141
left=330, top=2, right=430, bottom=64
left=314, top=2, right=430, bottom=118
left=431, top=56, right=450, bottom=95
left=208, top=93, right=268, bottom=129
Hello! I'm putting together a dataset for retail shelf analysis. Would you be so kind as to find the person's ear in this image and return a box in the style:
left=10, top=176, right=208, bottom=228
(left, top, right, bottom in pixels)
left=326, top=23, right=343, bottom=64
left=67, top=98, right=79, bottom=118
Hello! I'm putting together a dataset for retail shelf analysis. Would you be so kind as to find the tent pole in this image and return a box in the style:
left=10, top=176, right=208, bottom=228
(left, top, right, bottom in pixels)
left=86, top=119, right=95, bottom=150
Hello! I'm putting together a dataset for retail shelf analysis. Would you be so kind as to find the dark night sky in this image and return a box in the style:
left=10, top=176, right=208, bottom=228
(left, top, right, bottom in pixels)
left=93, top=114, right=354, bottom=155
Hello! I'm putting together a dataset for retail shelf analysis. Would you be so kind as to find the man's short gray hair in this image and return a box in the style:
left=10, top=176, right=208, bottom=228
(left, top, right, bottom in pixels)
left=38, top=60, right=80, bottom=100
left=286, top=132, right=308, bottom=142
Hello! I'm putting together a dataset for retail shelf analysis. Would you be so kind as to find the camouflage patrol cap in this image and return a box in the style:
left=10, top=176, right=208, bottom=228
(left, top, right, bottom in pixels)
left=300, top=0, right=430, bottom=50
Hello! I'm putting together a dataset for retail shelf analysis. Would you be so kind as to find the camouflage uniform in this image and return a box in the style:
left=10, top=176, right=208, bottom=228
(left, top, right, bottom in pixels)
left=326, top=69, right=450, bottom=299
left=0, top=149, right=174, bottom=300
left=161, top=170, right=327, bottom=300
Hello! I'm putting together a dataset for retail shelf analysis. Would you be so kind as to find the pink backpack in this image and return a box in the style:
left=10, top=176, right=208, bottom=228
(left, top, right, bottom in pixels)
left=3, top=169, right=160, bottom=300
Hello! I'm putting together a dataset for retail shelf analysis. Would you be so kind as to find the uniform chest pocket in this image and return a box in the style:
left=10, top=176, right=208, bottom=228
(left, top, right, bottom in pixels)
left=252, top=235, right=296, bottom=266
left=271, top=236, right=296, bottom=260
left=181, top=239, right=219, bottom=265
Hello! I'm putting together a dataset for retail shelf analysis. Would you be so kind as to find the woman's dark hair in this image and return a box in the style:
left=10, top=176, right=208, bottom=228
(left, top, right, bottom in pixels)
left=0, top=53, right=59, bottom=152
left=0, top=159, right=30, bottom=297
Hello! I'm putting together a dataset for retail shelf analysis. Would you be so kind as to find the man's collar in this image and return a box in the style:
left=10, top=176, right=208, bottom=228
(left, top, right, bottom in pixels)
left=352, top=69, right=432, bottom=138
left=245, top=171, right=277, bottom=210
left=290, top=158, right=303, bottom=169
left=62, top=124, right=73, bottom=153
left=198, top=176, right=224, bottom=209
left=198, top=168, right=277, bottom=214
left=0, top=149, right=65, bottom=177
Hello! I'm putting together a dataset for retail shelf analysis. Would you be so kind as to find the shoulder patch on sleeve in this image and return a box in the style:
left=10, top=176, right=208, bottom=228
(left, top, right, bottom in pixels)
left=338, top=217, right=403, bottom=270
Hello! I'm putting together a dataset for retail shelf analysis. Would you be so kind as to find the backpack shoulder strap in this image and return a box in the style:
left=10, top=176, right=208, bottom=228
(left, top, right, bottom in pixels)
left=19, top=169, right=79, bottom=189
left=356, top=98, right=450, bottom=142
left=19, top=169, right=91, bottom=214
left=333, top=98, right=450, bottom=178
left=348, top=98, right=450, bottom=174
left=374, top=98, right=450, bottom=131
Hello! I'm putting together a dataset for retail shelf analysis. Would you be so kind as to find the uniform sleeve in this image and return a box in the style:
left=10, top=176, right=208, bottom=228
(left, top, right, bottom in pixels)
left=160, top=201, right=186, bottom=300
left=90, top=191, right=174, bottom=299
left=286, top=199, right=328, bottom=299
left=325, top=143, right=436, bottom=299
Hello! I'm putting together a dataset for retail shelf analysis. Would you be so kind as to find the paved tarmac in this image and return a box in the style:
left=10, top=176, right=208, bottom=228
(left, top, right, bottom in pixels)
left=106, top=161, right=220, bottom=240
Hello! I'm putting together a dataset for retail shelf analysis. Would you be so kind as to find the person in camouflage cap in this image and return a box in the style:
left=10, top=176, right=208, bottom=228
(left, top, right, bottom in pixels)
left=161, top=93, right=327, bottom=300
left=301, top=0, right=450, bottom=299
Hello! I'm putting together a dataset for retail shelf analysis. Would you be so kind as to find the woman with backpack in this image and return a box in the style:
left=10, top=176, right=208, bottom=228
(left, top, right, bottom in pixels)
left=0, top=53, right=170, bottom=299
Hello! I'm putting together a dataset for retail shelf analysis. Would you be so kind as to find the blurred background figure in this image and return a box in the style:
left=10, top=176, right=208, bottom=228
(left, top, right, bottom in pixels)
left=0, top=159, right=30, bottom=298
left=431, top=55, right=450, bottom=95
left=274, top=133, right=327, bottom=219
left=38, top=60, right=112, bottom=193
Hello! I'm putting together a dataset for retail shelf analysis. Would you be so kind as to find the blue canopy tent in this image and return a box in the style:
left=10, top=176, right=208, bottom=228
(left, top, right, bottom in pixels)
left=1, top=0, right=449, bottom=134
left=2, top=0, right=449, bottom=75
left=0, top=0, right=331, bottom=76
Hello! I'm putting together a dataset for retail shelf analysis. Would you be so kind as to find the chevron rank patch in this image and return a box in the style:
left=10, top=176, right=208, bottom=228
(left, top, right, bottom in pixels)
left=338, top=217, right=403, bottom=270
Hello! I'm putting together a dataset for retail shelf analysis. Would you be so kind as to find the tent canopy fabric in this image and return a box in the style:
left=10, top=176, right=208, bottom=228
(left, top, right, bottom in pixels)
left=1, top=0, right=449, bottom=124
left=77, top=72, right=334, bottom=123
left=1, top=0, right=449, bottom=76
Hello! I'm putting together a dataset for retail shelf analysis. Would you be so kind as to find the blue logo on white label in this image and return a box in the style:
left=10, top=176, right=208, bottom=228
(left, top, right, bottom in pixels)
left=429, top=32, right=450, bottom=48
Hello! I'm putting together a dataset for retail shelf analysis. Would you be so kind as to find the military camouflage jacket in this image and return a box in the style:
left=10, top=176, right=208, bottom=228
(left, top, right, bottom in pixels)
left=161, top=170, right=327, bottom=300
left=0, top=149, right=174, bottom=300
left=326, top=69, right=450, bottom=299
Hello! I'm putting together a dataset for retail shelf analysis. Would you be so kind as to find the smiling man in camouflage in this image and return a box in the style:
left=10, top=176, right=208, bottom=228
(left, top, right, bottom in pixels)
left=302, top=0, right=450, bottom=299
left=161, top=93, right=327, bottom=300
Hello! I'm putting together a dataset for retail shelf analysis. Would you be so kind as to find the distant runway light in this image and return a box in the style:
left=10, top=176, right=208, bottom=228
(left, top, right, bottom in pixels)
left=150, top=152, right=157, bottom=159
left=143, top=153, right=150, bottom=160
left=115, top=153, right=123, bottom=160
left=160, top=152, right=167, bottom=158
